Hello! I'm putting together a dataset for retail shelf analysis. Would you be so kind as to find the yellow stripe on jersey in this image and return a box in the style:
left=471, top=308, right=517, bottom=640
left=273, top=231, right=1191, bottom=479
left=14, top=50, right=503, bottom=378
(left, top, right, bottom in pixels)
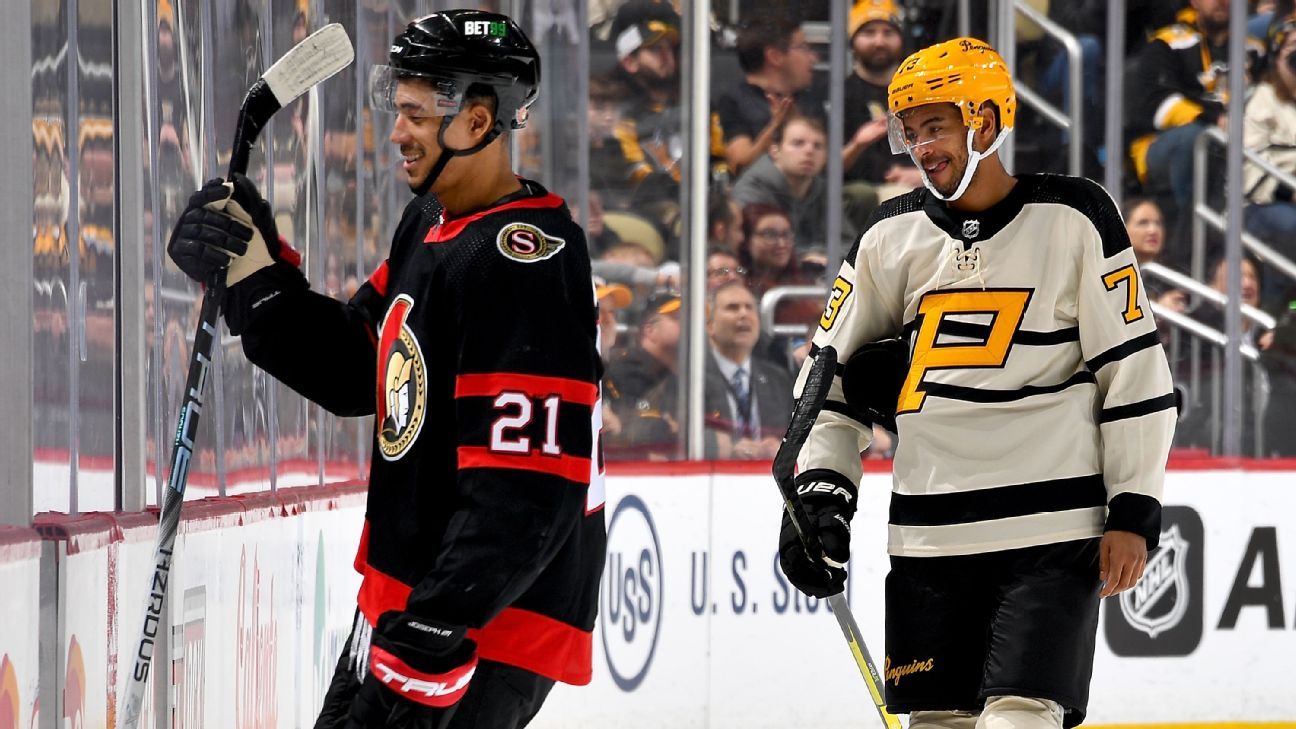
left=1102, top=265, right=1146, bottom=324
left=898, top=289, right=1030, bottom=415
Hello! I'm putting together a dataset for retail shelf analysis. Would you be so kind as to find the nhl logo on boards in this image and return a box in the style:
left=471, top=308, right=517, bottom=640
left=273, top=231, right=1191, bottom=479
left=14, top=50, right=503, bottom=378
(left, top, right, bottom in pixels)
left=961, top=219, right=981, bottom=239
left=1120, top=525, right=1189, bottom=638
left=497, top=222, right=565, bottom=263
left=376, top=294, right=428, bottom=461
left=1104, top=505, right=1204, bottom=656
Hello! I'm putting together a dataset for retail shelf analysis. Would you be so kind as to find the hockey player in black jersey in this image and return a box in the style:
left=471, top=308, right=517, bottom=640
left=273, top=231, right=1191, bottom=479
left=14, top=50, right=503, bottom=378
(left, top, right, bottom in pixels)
left=778, top=38, right=1176, bottom=729
left=167, top=10, right=604, bottom=729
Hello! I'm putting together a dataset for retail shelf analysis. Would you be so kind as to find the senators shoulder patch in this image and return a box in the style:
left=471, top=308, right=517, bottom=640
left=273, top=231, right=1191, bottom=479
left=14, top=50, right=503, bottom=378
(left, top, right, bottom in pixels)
left=496, top=222, right=566, bottom=263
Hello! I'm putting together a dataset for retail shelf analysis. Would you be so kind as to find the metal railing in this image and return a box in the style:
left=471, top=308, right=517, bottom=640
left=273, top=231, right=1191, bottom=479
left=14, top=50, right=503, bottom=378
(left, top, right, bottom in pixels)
left=759, top=285, right=826, bottom=338
left=1142, top=262, right=1276, bottom=331
left=993, top=0, right=1083, bottom=176
left=1192, top=125, right=1296, bottom=283
left=1152, top=302, right=1267, bottom=456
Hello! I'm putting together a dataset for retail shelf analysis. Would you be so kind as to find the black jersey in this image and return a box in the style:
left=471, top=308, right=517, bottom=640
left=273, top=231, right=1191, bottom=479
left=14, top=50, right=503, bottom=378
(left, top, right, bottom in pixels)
left=240, top=180, right=605, bottom=685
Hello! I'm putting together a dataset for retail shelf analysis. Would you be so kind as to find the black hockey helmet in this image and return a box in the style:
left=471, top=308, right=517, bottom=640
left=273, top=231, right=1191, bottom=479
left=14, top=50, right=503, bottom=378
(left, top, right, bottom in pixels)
left=371, top=9, right=540, bottom=132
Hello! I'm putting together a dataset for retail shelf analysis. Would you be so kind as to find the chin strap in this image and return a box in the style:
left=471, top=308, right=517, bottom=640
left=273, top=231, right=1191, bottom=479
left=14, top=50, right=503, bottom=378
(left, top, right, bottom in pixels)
left=413, top=115, right=505, bottom=197
left=917, top=125, right=1012, bottom=202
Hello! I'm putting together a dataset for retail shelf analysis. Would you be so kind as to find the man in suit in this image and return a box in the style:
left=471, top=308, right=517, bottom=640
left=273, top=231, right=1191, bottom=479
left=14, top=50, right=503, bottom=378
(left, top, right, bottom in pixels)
left=703, top=280, right=794, bottom=459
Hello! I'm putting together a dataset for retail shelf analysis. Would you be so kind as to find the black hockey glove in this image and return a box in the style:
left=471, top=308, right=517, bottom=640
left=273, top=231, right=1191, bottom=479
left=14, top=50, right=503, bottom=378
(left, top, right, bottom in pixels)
left=841, top=338, right=909, bottom=433
left=346, top=611, right=479, bottom=729
left=779, top=470, right=858, bottom=599
left=167, top=173, right=307, bottom=334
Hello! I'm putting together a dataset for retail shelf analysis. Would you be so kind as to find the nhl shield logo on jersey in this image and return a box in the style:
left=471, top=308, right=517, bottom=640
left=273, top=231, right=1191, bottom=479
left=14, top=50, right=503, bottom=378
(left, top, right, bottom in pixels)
left=1120, top=524, right=1190, bottom=638
left=961, top=219, right=981, bottom=239
left=376, top=294, right=427, bottom=461
left=496, top=222, right=566, bottom=263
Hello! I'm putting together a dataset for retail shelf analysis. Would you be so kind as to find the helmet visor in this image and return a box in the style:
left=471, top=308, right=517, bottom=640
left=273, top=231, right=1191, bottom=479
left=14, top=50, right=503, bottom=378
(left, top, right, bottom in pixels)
left=369, top=64, right=465, bottom=117
left=886, top=110, right=966, bottom=155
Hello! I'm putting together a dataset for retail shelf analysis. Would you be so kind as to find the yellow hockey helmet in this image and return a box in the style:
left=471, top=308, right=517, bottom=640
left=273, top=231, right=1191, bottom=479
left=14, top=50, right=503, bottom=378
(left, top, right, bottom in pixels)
left=887, top=37, right=1016, bottom=146
left=886, top=37, right=1016, bottom=201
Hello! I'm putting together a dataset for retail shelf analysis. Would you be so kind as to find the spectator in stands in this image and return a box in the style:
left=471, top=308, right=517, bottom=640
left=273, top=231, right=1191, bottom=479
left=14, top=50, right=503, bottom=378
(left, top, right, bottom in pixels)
left=1244, top=10, right=1296, bottom=296
left=1123, top=197, right=1167, bottom=265
left=576, top=189, right=623, bottom=258
left=1127, top=1, right=1255, bottom=215
left=737, top=203, right=824, bottom=356
left=714, top=16, right=822, bottom=173
left=609, top=1, right=727, bottom=210
left=605, top=290, right=681, bottom=406
left=604, top=290, right=682, bottom=460
left=733, top=115, right=856, bottom=248
left=634, top=281, right=794, bottom=459
left=737, top=203, right=801, bottom=298
left=842, top=0, right=923, bottom=222
left=708, top=191, right=745, bottom=253
left=595, top=276, right=633, bottom=442
left=701, top=281, right=794, bottom=459
left=706, top=247, right=748, bottom=291
left=1177, top=253, right=1272, bottom=455
left=589, top=74, right=635, bottom=209
left=1033, top=1, right=1108, bottom=176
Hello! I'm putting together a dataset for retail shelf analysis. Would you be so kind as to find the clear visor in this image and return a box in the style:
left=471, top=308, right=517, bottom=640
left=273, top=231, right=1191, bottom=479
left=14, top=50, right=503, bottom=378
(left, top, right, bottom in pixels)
left=369, top=65, right=465, bottom=118
left=886, top=111, right=967, bottom=155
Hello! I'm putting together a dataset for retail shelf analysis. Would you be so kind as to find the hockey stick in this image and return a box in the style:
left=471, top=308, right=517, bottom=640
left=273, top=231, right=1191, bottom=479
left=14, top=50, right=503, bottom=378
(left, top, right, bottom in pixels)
left=120, top=23, right=354, bottom=729
left=772, top=345, right=902, bottom=729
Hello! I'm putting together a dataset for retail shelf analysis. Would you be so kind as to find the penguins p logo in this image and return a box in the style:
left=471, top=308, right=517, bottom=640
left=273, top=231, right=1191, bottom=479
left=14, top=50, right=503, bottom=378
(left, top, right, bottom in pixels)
left=376, top=294, right=427, bottom=460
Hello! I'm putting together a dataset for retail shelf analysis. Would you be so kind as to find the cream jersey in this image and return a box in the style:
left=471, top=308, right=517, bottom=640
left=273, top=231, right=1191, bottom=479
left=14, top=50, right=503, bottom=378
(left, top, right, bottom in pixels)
left=796, top=173, right=1176, bottom=558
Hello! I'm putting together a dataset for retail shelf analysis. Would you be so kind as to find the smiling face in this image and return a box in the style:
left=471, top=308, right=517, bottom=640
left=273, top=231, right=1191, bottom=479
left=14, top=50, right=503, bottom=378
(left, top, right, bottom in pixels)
left=748, top=212, right=795, bottom=270
left=897, top=103, right=974, bottom=198
left=388, top=78, right=449, bottom=192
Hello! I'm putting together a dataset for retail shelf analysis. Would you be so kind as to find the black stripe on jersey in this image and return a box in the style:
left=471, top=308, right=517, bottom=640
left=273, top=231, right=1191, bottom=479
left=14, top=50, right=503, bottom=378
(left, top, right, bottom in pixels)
left=1085, top=331, right=1162, bottom=371
left=821, top=399, right=870, bottom=428
left=1100, top=393, right=1177, bottom=423
left=930, top=319, right=1080, bottom=346
left=845, top=189, right=926, bottom=264
left=921, top=370, right=1096, bottom=404
left=1021, top=173, right=1132, bottom=259
left=889, top=474, right=1108, bottom=527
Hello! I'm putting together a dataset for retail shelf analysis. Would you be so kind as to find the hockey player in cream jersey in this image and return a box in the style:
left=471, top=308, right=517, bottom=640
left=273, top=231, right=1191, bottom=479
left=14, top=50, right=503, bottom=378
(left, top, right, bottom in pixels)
left=777, top=38, right=1176, bottom=729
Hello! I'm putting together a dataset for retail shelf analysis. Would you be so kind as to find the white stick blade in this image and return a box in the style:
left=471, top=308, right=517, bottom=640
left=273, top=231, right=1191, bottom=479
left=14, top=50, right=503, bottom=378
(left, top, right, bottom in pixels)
left=263, top=23, right=355, bottom=106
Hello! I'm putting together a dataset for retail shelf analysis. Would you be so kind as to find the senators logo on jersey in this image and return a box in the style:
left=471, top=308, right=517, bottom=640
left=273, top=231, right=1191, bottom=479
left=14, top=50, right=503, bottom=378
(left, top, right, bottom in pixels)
left=496, top=222, right=565, bottom=263
left=377, top=294, right=427, bottom=461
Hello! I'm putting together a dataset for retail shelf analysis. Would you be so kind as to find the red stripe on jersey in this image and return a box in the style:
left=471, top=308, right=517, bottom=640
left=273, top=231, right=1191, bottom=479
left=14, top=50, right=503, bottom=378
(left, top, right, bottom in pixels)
left=455, top=373, right=598, bottom=406
left=368, top=645, right=477, bottom=707
left=424, top=192, right=566, bottom=244
left=353, top=519, right=371, bottom=575
left=355, top=567, right=593, bottom=685
left=468, top=607, right=593, bottom=686
left=457, top=446, right=592, bottom=484
left=368, top=260, right=390, bottom=297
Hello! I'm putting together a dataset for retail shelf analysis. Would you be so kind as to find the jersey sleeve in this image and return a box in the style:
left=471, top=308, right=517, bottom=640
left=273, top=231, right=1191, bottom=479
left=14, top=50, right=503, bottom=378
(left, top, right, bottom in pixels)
left=238, top=201, right=430, bottom=416
left=793, top=214, right=906, bottom=490
left=1074, top=180, right=1176, bottom=547
left=404, top=218, right=601, bottom=628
